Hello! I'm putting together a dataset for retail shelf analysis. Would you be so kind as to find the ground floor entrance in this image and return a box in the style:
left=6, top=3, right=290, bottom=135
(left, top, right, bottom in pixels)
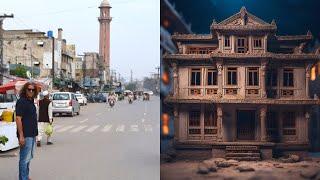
left=237, top=110, right=255, bottom=140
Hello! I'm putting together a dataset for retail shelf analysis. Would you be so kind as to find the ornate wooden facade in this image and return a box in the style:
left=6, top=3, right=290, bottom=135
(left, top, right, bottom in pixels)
left=164, top=7, right=320, bottom=159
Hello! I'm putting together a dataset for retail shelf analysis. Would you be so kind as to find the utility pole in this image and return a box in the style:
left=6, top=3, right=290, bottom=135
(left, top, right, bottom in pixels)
left=130, top=69, right=133, bottom=83
left=155, top=66, right=160, bottom=79
left=0, top=14, right=14, bottom=85
left=51, top=37, right=55, bottom=89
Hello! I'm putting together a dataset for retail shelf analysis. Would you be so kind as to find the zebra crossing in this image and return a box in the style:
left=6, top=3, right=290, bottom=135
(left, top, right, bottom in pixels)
left=52, top=123, right=155, bottom=134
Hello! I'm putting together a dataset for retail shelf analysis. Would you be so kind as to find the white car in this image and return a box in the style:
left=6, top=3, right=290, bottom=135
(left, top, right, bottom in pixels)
left=75, top=93, right=87, bottom=106
left=52, top=92, right=80, bottom=117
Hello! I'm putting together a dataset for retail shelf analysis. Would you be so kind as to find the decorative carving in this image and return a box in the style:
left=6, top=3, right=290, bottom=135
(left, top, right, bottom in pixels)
left=293, top=42, right=307, bottom=54
left=172, top=63, right=178, bottom=78
left=176, top=42, right=183, bottom=54
left=217, top=64, right=223, bottom=75
left=260, top=107, right=267, bottom=117
left=217, top=106, right=223, bottom=117
left=260, top=61, right=267, bottom=76
left=305, top=112, right=310, bottom=119
left=305, top=64, right=312, bottom=78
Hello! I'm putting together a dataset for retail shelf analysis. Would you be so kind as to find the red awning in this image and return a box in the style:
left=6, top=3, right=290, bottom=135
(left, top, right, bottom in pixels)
left=0, top=80, right=44, bottom=94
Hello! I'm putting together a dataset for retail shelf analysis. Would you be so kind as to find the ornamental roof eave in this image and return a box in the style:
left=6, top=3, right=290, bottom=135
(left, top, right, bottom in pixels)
left=275, top=34, right=313, bottom=41
left=171, top=33, right=216, bottom=41
left=210, top=25, right=277, bottom=32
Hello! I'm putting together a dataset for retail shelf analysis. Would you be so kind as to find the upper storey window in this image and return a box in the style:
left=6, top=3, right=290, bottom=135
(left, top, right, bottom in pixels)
left=237, top=37, right=247, bottom=53
left=283, top=69, right=294, bottom=87
left=253, top=38, right=263, bottom=48
left=227, top=67, right=238, bottom=85
left=224, top=36, right=230, bottom=48
left=191, top=69, right=201, bottom=86
left=247, top=67, right=259, bottom=86
left=207, top=69, right=217, bottom=85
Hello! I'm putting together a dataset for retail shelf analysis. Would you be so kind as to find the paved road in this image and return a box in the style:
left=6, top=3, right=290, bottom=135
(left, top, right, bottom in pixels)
left=0, top=96, right=160, bottom=180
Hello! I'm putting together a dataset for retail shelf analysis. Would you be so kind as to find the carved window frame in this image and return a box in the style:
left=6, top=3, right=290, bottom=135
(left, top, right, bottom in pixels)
left=283, top=68, right=294, bottom=87
left=246, top=67, right=260, bottom=87
left=236, top=37, right=247, bottom=53
left=188, top=110, right=201, bottom=137
left=282, top=111, right=296, bottom=136
left=206, top=69, right=218, bottom=86
left=190, top=68, right=202, bottom=86
left=204, top=105, right=217, bottom=135
left=253, top=37, right=264, bottom=49
left=226, top=67, right=238, bottom=86
left=224, top=35, right=231, bottom=49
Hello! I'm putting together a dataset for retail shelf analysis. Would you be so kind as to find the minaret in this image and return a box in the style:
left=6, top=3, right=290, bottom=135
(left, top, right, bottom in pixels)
left=98, top=0, right=112, bottom=83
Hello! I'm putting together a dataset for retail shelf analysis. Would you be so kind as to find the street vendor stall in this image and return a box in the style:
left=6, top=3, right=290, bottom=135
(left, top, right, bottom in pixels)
left=0, top=79, right=46, bottom=151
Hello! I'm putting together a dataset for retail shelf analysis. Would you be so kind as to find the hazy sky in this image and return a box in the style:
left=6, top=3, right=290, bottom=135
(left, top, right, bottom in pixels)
left=1, top=0, right=159, bottom=80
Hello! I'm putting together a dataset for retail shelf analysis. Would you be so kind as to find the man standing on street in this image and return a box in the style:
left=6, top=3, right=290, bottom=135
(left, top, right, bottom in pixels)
left=16, top=82, right=39, bottom=180
left=36, top=90, right=53, bottom=146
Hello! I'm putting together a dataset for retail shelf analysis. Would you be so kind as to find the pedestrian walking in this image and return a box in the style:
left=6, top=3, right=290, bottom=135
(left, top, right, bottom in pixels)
left=36, top=90, right=53, bottom=146
left=15, top=82, right=39, bottom=180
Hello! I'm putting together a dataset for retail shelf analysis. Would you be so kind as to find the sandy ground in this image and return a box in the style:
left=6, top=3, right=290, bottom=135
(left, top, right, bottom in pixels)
left=161, top=158, right=320, bottom=180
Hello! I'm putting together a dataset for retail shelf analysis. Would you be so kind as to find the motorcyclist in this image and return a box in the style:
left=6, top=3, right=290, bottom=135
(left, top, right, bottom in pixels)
left=108, top=92, right=116, bottom=107
left=128, top=92, right=134, bottom=104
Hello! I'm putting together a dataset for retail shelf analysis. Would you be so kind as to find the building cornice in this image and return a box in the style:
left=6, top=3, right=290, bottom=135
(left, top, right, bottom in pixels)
left=163, top=53, right=320, bottom=61
left=165, top=96, right=320, bottom=105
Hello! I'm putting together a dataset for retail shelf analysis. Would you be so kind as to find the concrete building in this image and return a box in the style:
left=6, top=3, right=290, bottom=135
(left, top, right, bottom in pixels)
left=98, top=0, right=112, bottom=83
left=83, top=52, right=102, bottom=87
left=3, top=29, right=62, bottom=82
left=75, top=57, right=84, bottom=83
left=164, top=7, right=320, bottom=160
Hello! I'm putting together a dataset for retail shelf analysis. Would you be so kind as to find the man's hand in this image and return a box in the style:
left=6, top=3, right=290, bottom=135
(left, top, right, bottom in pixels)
left=19, top=135, right=25, bottom=147
left=49, top=119, right=53, bottom=125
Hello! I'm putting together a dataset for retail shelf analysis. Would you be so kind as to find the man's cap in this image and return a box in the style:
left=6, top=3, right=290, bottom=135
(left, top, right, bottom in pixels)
left=42, top=90, right=49, bottom=96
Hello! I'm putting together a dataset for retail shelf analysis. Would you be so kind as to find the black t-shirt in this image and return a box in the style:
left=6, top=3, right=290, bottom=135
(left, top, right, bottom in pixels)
left=16, top=97, right=38, bottom=137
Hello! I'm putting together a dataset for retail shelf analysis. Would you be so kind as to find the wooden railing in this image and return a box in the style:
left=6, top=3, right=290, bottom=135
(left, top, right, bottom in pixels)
left=246, top=89, right=260, bottom=96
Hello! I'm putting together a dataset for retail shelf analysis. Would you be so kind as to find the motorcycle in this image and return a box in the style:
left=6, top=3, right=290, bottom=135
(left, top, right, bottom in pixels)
left=128, top=96, right=133, bottom=104
left=109, top=99, right=115, bottom=107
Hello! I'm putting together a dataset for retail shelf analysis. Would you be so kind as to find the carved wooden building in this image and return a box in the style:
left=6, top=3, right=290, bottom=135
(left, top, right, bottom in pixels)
left=164, top=7, right=320, bottom=160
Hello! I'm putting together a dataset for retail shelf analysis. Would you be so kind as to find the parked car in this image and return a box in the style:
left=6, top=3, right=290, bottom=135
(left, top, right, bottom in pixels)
left=0, top=94, right=17, bottom=122
left=52, top=92, right=80, bottom=117
left=94, top=93, right=107, bottom=103
left=75, top=93, right=87, bottom=106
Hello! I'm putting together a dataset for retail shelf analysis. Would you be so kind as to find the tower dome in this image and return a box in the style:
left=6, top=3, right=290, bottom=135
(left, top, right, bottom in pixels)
left=100, top=0, right=111, bottom=7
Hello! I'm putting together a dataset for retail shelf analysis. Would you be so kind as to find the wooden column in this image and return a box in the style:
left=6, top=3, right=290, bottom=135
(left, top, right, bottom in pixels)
left=201, top=104, right=205, bottom=140
left=231, top=35, right=235, bottom=53
left=173, top=105, right=179, bottom=141
left=216, top=61, right=223, bottom=98
left=305, top=111, right=310, bottom=143
left=305, top=64, right=312, bottom=99
left=260, top=60, right=267, bottom=98
left=172, top=62, right=179, bottom=96
left=217, top=104, right=223, bottom=142
left=260, top=106, right=267, bottom=142
left=278, top=110, right=283, bottom=142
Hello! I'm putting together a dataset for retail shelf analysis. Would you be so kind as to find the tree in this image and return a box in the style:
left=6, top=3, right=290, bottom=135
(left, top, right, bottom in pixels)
left=143, top=77, right=158, bottom=93
left=10, top=65, right=27, bottom=78
left=125, top=82, right=137, bottom=91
